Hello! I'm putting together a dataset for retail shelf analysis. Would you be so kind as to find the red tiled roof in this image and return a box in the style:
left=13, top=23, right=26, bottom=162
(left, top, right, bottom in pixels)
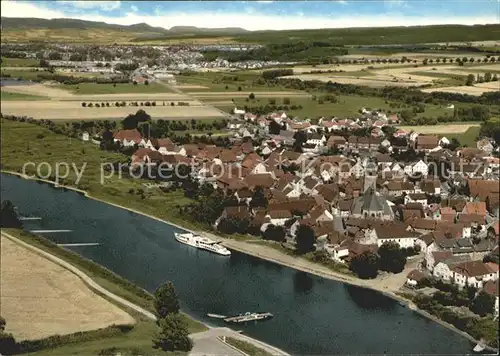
left=453, top=260, right=493, bottom=277
left=114, top=129, right=142, bottom=143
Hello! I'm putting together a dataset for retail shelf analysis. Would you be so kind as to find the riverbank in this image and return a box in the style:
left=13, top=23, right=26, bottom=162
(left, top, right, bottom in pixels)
left=2, top=229, right=287, bottom=356
left=1, top=170, right=495, bottom=352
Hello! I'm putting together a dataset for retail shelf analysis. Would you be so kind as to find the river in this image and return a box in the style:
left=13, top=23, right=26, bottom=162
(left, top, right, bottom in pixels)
left=1, top=173, right=472, bottom=355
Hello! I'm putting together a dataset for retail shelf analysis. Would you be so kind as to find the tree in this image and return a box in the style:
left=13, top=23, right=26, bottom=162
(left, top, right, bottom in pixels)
left=296, top=225, right=315, bottom=254
left=249, top=92, right=255, bottom=100
left=153, top=313, right=193, bottom=352
left=237, top=86, right=242, bottom=91
left=250, top=186, right=268, bottom=208
left=350, top=251, right=379, bottom=279
left=293, top=130, right=307, bottom=150
left=0, top=316, right=17, bottom=355
left=283, top=97, right=291, bottom=105
left=0, top=201, right=22, bottom=228
left=400, top=109, right=414, bottom=122
left=154, top=282, right=180, bottom=318
left=39, top=59, right=49, bottom=67
left=470, top=291, right=495, bottom=317
left=378, top=242, right=407, bottom=273
left=465, top=74, right=475, bottom=86
left=268, top=120, right=282, bottom=135
left=484, top=72, right=492, bottom=82
left=263, top=225, right=285, bottom=242
left=145, top=80, right=149, bottom=86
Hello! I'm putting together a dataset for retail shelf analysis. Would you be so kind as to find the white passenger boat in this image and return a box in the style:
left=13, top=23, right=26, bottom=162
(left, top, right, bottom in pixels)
left=174, top=232, right=231, bottom=256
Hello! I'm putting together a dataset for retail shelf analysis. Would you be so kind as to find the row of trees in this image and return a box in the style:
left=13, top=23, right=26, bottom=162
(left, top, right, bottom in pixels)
left=82, top=101, right=127, bottom=108
left=465, top=72, right=498, bottom=86
left=422, top=56, right=498, bottom=65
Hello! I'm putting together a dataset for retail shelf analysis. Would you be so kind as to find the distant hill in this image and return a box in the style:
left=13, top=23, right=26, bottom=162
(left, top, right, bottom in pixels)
left=169, top=26, right=248, bottom=34
left=0, top=17, right=247, bottom=36
left=0, top=17, right=169, bottom=33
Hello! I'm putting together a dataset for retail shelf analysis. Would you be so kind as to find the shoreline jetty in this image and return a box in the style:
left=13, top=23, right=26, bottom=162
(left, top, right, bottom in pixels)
left=2, top=170, right=498, bottom=353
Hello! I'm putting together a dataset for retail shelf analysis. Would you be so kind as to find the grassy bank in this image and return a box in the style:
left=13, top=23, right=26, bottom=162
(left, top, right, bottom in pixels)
left=2, top=228, right=206, bottom=355
left=224, top=337, right=274, bottom=356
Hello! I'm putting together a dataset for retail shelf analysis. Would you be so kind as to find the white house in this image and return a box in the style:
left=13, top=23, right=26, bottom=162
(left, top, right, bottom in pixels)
left=267, top=210, right=292, bottom=226
left=306, top=134, right=326, bottom=146
left=81, top=131, right=90, bottom=141
left=404, top=160, right=429, bottom=177
left=452, top=261, right=499, bottom=289
left=439, top=137, right=450, bottom=146
left=406, top=269, right=426, bottom=287
left=405, top=193, right=428, bottom=208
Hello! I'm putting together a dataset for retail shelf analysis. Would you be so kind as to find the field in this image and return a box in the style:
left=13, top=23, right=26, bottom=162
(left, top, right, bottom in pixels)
left=1, top=83, right=227, bottom=119
left=396, top=124, right=480, bottom=147
left=283, top=62, right=500, bottom=94
left=62, top=83, right=174, bottom=95
left=1, top=57, right=39, bottom=67
left=1, top=91, right=47, bottom=100
left=0, top=234, right=135, bottom=341
left=212, top=93, right=470, bottom=121
left=175, top=71, right=301, bottom=92
left=1, top=100, right=224, bottom=119
left=1, top=68, right=44, bottom=80
left=397, top=124, right=480, bottom=134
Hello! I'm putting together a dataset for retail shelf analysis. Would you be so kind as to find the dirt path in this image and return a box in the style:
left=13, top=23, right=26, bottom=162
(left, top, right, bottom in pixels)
left=0, top=232, right=137, bottom=341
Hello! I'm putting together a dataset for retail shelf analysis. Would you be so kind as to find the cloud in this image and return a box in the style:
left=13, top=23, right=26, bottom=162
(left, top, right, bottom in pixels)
left=0, top=1, right=496, bottom=31
left=58, top=1, right=121, bottom=12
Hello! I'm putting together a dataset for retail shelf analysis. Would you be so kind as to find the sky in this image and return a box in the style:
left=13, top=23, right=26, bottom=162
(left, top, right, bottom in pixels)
left=1, top=0, right=499, bottom=31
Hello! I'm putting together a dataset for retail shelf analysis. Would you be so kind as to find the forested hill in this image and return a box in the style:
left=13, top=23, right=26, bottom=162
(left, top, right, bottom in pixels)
left=0, top=17, right=168, bottom=33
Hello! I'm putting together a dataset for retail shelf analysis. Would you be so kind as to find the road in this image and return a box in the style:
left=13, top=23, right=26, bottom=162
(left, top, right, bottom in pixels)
left=190, top=327, right=291, bottom=356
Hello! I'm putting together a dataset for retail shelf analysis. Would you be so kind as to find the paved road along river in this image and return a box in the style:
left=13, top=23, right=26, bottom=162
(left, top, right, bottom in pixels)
left=1, top=173, right=473, bottom=355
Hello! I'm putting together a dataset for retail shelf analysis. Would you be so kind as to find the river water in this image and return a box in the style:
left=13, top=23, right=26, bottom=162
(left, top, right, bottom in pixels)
left=1, top=173, right=472, bottom=355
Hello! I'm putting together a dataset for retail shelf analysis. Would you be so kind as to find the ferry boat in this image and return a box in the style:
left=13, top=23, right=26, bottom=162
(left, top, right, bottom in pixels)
left=174, top=232, right=231, bottom=256
left=223, top=312, right=274, bottom=324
